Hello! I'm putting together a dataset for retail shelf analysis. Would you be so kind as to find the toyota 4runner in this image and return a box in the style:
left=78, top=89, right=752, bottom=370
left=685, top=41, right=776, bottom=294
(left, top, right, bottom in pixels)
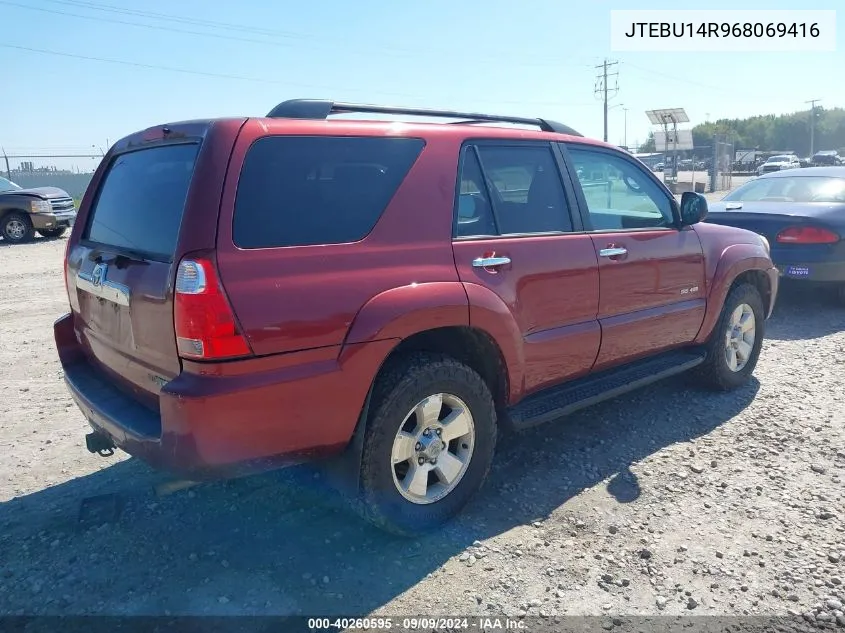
left=54, top=99, right=779, bottom=535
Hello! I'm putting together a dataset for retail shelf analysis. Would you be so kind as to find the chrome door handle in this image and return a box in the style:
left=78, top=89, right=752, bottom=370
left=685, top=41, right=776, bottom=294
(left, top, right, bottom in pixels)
left=599, top=247, right=627, bottom=258
left=472, top=256, right=511, bottom=268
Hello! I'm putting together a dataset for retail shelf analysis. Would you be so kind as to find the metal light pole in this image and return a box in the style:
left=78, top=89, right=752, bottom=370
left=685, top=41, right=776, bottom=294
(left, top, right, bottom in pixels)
left=623, top=107, right=629, bottom=149
left=806, top=99, right=820, bottom=156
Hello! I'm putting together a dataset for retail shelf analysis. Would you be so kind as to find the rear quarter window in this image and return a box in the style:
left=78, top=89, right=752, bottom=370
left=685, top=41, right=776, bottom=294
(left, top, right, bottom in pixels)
left=84, top=143, right=199, bottom=260
left=233, top=136, right=425, bottom=248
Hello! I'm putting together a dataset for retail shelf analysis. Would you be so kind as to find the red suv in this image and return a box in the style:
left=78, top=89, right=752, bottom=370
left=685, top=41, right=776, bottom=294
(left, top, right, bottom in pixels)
left=54, top=100, right=778, bottom=535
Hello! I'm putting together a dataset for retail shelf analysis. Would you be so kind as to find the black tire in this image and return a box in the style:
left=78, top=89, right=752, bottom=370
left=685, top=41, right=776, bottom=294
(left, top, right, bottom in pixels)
left=356, top=352, right=497, bottom=536
left=693, top=282, right=765, bottom=391
left=37, top=227, right=67, bottom=239
left=1, top=212, right=35, bottom=244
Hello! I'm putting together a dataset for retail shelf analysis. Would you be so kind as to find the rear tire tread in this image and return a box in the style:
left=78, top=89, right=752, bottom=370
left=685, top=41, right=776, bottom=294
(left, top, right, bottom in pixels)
left=355, top=352, right=497, bottom=536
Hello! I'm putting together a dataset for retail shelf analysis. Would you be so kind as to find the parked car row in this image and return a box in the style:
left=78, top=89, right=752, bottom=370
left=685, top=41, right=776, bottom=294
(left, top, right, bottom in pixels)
left=751, top=151, right=843, bottom=176
left=651, top=158, right=709, bottom=173
left=45, top=99, right=838, bottom=535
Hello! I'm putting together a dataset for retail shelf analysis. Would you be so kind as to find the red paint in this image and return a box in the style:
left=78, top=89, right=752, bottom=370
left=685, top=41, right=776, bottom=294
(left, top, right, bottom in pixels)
left=589, top=228, right=707, bottom=369
left=693, top=222, right=780, bottom=340
left=55, top=113, right=778, bottom=478
left=453, top=233, right=600, bottom=396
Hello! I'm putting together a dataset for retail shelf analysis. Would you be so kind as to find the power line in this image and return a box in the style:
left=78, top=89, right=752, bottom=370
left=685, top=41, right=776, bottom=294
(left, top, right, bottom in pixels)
left=6, top=0, right=590, bottom=70
left=41, top=0, right=322, bottom=40
left=0, top=43, right=597, bottom=110
left=621, top=61, right=786, bottom=101
left=594, top=59, right=619, bottom=143
left=0, top=42, right=378, bottom=90
left=0, top=1, right=310, bottom=51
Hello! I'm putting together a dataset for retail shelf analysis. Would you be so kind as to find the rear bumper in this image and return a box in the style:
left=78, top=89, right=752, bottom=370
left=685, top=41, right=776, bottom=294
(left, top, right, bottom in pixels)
left=54, top=313, right=394, bottom=479
left=775, top=260, right=845, bottom=283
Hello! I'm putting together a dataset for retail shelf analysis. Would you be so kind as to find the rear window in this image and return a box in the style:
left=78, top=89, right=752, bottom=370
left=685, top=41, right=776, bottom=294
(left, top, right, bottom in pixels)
left=84, top=143, right=199, bottom=259
left=233, top=136, right=425, bottom=248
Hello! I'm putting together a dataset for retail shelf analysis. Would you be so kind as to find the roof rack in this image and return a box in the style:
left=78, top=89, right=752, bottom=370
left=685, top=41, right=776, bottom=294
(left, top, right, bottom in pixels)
left=265, top=99, right=583, bottom=137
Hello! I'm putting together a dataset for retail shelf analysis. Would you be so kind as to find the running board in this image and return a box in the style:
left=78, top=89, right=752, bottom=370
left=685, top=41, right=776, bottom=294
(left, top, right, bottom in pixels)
left=506, top=349, right=707, bottom=431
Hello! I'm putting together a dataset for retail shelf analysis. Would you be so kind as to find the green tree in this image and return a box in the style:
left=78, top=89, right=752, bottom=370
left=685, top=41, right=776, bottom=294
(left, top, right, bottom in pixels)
left=638, top=132, right=656, bottom=153
left=689, top=107, right=845, bottom=155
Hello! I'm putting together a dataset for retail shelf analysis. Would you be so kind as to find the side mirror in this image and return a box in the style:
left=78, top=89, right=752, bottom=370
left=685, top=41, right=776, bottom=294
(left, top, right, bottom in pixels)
left=679, top=191, right=708, bottom=226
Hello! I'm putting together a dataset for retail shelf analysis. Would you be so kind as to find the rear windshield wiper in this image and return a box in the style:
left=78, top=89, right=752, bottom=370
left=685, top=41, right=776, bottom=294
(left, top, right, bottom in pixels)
left=92, top=249, right=150, bottom=268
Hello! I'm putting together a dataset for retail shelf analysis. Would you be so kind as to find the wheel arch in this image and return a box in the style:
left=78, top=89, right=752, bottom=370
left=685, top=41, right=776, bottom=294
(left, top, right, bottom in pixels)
left=695, top=243, right=773, bottom=344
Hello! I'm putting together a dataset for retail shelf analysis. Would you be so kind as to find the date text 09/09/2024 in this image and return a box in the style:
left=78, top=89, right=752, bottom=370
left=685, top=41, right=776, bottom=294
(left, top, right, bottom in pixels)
left=624, top=22, right=820, bottom=39
left=308, top=617, right=526, bottom=631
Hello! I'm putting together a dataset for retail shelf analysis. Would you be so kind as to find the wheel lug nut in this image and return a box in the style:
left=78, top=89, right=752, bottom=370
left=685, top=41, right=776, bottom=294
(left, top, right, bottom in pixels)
left=423, top=429, right=430, bottom=437
left=436, top=428, right=442, bottom=436
left=415, top=443, right=421, bottom=450
left=418, top=457, right=424, bottom=465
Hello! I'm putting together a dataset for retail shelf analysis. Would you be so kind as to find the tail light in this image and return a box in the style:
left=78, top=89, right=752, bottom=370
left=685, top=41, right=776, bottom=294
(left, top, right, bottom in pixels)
left=776, top=226, right=839, bottom=244
left=174, top=257, right=251, bottom=360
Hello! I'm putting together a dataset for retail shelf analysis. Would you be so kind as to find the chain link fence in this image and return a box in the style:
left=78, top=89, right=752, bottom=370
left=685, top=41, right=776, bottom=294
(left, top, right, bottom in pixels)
left=2, top=154, right=100, bottom=200
left=711, top=136, right=735, bottom=193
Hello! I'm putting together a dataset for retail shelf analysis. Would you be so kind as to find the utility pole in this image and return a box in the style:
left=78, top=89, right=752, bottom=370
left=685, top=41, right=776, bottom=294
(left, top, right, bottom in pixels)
left=623, top=107, right=629, bottom=149
left=594, top=59, right=619, bottom=142
left=806, top=99, right=820, bottom=156
left=1, top=148, right=10, bottom=180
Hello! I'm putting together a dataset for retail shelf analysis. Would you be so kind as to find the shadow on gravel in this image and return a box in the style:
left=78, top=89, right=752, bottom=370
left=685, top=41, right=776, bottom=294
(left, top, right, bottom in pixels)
left=766, top=281, right=844, bottom=341
left=0, top=234, right=66, bottom=249
left=0, top=374, right=759, bottom=617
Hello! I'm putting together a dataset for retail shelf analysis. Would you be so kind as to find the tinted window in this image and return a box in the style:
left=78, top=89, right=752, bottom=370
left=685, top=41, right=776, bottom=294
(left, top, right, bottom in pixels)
left=84, top=144, right=199, bottom=260
left=473, top=145, right=573, bottom=235
left=568, top=147, right=673, bottom=230
left=233, top=136, right=425, bottom=248
left=455, top=148, right=497, bottom=237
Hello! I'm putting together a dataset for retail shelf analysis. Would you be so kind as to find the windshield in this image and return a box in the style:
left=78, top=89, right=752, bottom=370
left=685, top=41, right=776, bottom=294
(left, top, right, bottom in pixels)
left=723, top=176, right=845, bottom=203
left=0, top=176, right=22, bottom=192
left=766, top=156, right=791, bottom=163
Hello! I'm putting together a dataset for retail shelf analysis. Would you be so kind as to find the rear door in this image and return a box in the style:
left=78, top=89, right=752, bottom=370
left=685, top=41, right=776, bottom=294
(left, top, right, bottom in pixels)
left=451, top=141, right=600, bottom=396
left=67, top=140, right=201, bottom=406
left=561, top=143, right=706, bottom=370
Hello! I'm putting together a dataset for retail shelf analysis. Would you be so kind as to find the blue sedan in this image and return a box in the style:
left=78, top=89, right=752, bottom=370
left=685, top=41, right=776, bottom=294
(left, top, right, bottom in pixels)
left=705, top=167, right=845, bottom=304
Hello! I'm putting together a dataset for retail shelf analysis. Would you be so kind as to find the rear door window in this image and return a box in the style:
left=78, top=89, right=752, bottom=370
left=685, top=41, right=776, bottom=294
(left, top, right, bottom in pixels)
left=84, top=143, right=199, bottom=260
left=455, top=143, right=574, bottom=236
left=233, top=136, right=425, bottom=248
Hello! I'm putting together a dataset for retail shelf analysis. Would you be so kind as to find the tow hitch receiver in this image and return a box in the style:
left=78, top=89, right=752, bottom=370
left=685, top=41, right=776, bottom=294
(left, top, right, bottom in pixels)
left=85, top=432, right=115, bottom=457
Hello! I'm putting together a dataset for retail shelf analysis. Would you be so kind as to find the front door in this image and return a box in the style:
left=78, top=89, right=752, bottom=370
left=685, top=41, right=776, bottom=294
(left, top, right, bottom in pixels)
left=562, top=144, right=706, bottom=371
left=451, top=141, right=600, bottom=396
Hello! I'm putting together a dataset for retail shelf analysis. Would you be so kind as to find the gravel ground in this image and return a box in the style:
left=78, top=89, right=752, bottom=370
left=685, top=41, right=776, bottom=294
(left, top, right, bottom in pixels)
left=0, top=234, right=843, bottom=625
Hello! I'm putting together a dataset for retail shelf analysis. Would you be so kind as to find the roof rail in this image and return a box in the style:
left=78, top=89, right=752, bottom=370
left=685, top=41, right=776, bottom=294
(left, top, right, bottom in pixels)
left=265, top=99, right=583, bottom=137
